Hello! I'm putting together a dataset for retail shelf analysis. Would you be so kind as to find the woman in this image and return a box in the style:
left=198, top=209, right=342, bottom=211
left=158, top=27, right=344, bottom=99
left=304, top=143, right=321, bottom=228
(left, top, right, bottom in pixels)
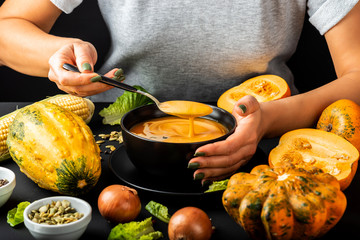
left=1, top=0, right=360, bottom=184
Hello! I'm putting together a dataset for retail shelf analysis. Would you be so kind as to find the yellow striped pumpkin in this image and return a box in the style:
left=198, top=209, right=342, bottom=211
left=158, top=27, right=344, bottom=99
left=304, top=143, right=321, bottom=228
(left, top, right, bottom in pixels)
left=7, top=101, right=101, bottom=196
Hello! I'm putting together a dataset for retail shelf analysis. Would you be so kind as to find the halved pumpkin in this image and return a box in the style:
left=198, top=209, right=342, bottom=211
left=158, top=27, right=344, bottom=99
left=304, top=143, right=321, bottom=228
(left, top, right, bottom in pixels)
left=217, top=74, right=291, bottom=113
left=317, top=99, right=360, bottom=152
left=269, top=128, right=359, bottom=190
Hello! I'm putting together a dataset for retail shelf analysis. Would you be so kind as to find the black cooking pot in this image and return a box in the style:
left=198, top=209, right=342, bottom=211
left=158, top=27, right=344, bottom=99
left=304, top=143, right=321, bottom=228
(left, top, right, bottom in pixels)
left=120, top=104, right=236, bottom=177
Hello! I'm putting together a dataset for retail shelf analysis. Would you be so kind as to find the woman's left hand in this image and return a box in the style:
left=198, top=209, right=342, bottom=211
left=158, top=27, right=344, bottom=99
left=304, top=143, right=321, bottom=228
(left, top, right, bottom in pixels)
left=188, top=95, right=264, bottom=184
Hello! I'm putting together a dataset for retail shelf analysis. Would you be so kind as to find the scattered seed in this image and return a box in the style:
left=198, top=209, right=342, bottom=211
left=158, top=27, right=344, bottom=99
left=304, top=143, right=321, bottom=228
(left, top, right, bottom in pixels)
left=96, top=131, right=123, bottom=153
left=98, top=134, right=110, bottom=139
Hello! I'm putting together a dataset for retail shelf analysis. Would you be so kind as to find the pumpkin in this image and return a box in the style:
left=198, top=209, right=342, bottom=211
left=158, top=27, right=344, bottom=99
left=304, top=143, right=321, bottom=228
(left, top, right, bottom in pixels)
left=6, top=101, right=101, bottom=196
left=222, top=164, right=347, bottom=240
left=317, top=99, right=360, bottom=151
left=268, top=128, right=359, bottom=190
left=217, top=74, right=291, bottom=113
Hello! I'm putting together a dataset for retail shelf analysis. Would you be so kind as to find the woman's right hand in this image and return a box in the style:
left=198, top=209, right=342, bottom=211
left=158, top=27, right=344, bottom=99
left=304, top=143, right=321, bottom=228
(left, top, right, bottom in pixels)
left=48, top=41, right=118, bottom=97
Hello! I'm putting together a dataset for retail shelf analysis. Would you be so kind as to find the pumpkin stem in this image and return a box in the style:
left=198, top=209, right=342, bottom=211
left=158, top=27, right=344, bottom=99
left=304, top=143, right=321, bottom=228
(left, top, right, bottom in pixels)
left=77, top=179, right=87, bottom=189
left=326, top=123, right=333, bottom=132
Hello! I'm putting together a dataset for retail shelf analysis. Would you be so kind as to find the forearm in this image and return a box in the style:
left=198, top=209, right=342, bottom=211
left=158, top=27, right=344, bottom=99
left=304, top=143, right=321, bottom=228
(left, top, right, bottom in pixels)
left=261, top=70, right=360, bottom=138
left=0, top=18, right=81, bottom=77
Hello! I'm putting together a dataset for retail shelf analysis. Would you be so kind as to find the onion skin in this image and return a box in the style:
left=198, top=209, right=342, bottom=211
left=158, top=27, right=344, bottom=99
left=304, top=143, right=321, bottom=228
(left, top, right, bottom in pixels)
left=168, top=207, right=213, bottom=240
left=98, top=184, right=141, bottom=223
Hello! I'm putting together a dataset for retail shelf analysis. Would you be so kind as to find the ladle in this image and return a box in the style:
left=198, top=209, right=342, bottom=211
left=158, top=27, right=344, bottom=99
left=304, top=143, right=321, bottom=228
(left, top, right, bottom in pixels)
left=62, top=63, right=212, bottom=118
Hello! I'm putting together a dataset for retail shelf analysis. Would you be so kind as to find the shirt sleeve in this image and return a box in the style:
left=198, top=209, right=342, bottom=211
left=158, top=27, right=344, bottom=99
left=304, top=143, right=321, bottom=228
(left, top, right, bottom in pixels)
left=307, top=0, right=359, bottom=35
left=50, top=0, right=83, bottom=14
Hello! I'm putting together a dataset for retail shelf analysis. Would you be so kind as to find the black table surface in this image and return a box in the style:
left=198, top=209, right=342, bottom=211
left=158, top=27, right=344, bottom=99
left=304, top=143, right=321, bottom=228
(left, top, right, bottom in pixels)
left=0, top=101, right=359, bottom=239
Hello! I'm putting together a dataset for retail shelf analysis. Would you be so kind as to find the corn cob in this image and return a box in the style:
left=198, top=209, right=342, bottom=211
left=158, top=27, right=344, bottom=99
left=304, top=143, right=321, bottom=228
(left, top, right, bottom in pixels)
left=0, top=94, right=95, bottom=162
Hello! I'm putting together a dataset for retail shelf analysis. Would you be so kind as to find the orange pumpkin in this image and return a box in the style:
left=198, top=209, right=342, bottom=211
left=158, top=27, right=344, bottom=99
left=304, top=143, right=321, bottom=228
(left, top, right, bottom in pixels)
left=268, top=128, right=359, bottom=190
left=222, top=164, right=347, bottom=240
left=217, top=74, right=290, bottom=113
left=317, top=99, right=360, bottom=151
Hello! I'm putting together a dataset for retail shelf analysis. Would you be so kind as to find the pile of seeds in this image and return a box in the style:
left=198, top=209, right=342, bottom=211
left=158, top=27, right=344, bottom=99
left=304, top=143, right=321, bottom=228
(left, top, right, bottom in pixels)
left=0, top=178, right=9, bottom=187
left=28, top=200, right=83, bottom=225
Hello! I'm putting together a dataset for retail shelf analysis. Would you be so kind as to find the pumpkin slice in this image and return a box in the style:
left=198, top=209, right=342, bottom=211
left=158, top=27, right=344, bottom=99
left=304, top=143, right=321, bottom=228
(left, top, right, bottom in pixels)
left=269, top=128, right=359, bottom=190
left=217, top=74, right=291, bottom=113
left=317, top=99, right=360, bottom=152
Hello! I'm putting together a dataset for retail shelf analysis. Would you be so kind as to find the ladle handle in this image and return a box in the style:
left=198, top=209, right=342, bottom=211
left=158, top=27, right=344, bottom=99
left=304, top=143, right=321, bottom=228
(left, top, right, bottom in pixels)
left=62, top=63, right=139, bottom=93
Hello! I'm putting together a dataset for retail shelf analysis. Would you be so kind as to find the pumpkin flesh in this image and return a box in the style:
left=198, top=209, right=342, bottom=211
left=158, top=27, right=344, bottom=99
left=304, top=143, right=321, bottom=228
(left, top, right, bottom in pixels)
left=268, top=128, right=359, bottom=190
left=217, top=74, right=290, bottom=113
left=222, top=164, right=347, bottom=240
left=7, top=102, right=101, bottom=196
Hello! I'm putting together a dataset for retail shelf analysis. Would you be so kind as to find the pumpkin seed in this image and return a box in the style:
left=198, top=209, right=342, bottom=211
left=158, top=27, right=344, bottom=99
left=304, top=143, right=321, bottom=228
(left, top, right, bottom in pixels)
left=38, top=205, right=49, bottom=213
left=0, top=179, right=9, bottom=187
left=333, top=153, right=350, bottom=160
left=329, top=168, right=341, bottom=176
left=27, top=200, right=84, bottom=225
left=303, top=157, right=316, bottom=164
left=98, top=134, right=110, bottom=139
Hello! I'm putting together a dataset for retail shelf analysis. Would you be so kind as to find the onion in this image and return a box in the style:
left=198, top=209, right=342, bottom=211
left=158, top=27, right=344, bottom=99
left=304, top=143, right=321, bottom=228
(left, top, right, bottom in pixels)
left=168, top=206, right=213, bottom=240
left=97, top=184, right=141, bottom=223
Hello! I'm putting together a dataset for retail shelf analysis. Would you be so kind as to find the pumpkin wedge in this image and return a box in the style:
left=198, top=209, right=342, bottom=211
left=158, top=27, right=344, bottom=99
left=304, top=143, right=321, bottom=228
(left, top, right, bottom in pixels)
left=269, top=128, right=359, bottom=190
left=223, top=164, right=346, bottom=240
left=217, top=74, right=290, bottom=113
left=317, top=99, right=360, bottom=152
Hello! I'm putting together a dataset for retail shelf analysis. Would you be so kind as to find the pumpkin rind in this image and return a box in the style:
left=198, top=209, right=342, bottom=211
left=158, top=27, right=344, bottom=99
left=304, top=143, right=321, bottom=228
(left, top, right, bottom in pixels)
left=222, top=165, right=347, bottom=240
left=217, top=74, right=290, bottom=113
left=6, top=102, right=101, bottom=196
left=317, top=99, right=360, bottom=152
left=268, top=128, right=359, bottom=190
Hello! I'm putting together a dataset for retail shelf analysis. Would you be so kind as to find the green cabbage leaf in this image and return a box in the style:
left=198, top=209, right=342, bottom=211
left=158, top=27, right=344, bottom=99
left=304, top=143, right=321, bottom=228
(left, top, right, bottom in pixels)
left=99, top=85, right=154, bottom=125
left=108, top=217, right=163, bottom=240
left=7, top=201, right=30, bottom=227
left=145, top=200, right=171, bottom=223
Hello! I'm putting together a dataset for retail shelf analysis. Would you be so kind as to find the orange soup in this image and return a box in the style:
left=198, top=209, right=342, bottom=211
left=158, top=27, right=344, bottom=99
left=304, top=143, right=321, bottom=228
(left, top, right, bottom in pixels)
left=130, top=116, right=228, bottom=143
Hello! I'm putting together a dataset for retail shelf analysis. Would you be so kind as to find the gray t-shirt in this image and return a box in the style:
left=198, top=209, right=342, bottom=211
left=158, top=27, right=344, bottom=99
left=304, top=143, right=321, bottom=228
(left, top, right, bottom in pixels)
left=51, top=0, right=358, bottom=102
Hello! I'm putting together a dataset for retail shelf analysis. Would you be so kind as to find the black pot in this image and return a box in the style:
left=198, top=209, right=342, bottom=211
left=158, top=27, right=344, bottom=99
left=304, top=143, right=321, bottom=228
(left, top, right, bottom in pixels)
left=121, top=104, right=236, bottom=177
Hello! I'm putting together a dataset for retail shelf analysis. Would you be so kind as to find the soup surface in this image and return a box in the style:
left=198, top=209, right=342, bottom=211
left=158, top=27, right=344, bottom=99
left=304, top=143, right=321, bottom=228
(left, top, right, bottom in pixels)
left=130, top=116, right=228, bottom=143
left=158, top=100, right=214, bottom=137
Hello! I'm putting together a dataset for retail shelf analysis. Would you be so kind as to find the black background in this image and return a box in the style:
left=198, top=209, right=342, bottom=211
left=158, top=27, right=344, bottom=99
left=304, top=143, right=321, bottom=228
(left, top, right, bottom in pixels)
left=0, top=0, right=336, bottom=102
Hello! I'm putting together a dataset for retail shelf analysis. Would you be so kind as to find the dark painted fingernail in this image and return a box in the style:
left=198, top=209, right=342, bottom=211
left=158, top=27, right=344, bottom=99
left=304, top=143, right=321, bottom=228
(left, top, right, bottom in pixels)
left=82, top=62, right=92, bottom=71
left=188, top=162, right=200, bottom=169
left=194, top=172, right=205, bottom=180
left=202, top=180, right=212, bottom=187
left=238, top=104, right=247, bottom=114
left=114, top=68, right=124, bottom=77
left=194, top=152, right=206, bottom=157
left=91, top=75, right=102, bottom=82
left=112, top=75, right=126, bottom=81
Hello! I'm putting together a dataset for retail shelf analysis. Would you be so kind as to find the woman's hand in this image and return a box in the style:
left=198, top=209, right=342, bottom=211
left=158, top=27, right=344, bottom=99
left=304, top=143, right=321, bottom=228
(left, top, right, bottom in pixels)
left=188, top=95, right=264, bottom=184
left=48, top=41, right=121, bottom=97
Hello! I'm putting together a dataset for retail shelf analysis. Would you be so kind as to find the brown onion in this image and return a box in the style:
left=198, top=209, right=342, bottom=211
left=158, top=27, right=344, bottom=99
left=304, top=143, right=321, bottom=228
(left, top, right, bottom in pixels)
left=168, top=206, right=213, bottom=240
left=98, top=184, right=141, bottom=223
